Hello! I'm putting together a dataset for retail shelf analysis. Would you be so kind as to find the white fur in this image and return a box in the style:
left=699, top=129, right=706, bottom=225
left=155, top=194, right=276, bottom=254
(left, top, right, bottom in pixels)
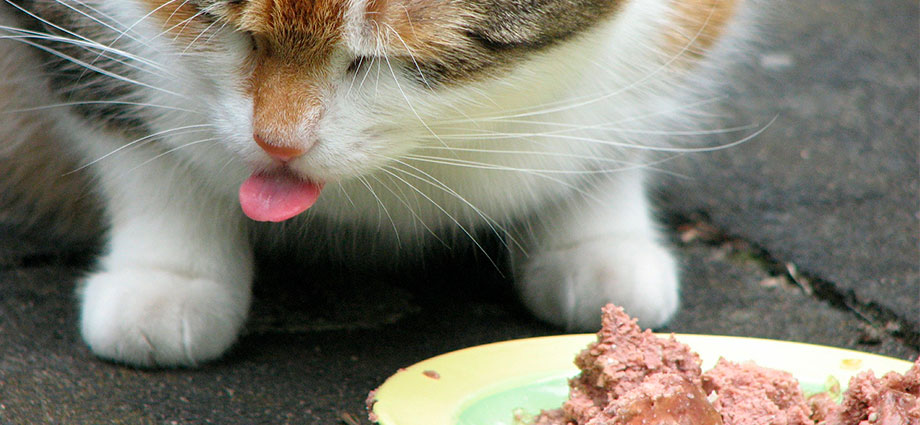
left=78, top=130, right=254, bottom=366
left=0, top=0, right=737, bottom=366
left=511, top=170, right=678, bottom=330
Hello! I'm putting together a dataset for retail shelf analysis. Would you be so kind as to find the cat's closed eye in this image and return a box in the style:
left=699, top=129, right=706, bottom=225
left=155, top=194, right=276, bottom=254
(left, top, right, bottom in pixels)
left=346, top=56, right=371, bottom=73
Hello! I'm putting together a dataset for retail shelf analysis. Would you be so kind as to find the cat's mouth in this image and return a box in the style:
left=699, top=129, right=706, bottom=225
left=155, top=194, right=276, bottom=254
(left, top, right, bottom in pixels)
left=238, top=169, right=324, bottom=222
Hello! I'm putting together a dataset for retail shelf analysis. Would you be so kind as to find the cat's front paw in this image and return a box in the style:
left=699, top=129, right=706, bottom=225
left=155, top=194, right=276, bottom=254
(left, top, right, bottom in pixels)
left=514, top=238, right=679, bottom=331
left=79, top=268, right=251, bottom=367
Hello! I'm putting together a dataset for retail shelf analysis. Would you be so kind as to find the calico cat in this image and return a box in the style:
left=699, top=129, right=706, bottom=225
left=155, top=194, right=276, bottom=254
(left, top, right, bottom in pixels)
left=0, top=0, right=742, bottom=367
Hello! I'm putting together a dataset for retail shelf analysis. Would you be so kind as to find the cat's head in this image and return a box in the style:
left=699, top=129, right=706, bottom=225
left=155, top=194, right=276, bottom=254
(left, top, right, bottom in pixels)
left=21, top=0, right=741, bottom=221
left=125, top=0, right=739, bottom=220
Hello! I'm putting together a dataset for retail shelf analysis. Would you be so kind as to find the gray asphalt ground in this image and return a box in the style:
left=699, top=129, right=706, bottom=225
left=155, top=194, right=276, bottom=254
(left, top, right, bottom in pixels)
left=1, top=1, right=918, bottom=424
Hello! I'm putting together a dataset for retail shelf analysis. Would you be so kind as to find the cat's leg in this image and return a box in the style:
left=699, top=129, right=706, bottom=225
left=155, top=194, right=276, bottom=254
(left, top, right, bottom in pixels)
left=511, top=171, right=678, bottom=331
left=79, top=157, right=253, bottom=367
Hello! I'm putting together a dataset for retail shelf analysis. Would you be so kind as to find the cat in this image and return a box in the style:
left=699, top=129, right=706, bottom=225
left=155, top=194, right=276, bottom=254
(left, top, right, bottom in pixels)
left=0, top=0, right=743, bottom=367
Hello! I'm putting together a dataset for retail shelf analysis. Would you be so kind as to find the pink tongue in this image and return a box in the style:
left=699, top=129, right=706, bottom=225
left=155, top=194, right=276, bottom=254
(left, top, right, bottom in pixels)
left=239, top=172, right=324, bottom=222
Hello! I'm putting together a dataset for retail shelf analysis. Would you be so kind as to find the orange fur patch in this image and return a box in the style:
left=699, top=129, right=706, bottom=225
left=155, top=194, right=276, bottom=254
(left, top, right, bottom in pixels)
left=238, top=0, right=345, bottom=59
left=233, top=0, right=347, bottom=145
left=249, top=56, right=328, bottom=149
left=665, top=0, right=741, bottom=64
left=140, top=0, right=213, bottom=44
left=365, top=0, right=473, bottom=60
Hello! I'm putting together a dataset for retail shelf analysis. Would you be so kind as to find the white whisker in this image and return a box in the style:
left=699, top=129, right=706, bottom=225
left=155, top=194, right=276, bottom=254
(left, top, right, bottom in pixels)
left=0, top=25, right=172, bottom=75
left=381, top=50, right=452, bottom=151
left=181, top=7, right=226, bottom=53
left=0, top=33, right=186, bottom=98
left=126, top=136, right=220, bottom=173
left=66, top=124, right=214, bottom=174
left=4, top=0, right=103, bottom=48
left=422, top=4, right=723, bottom=124
left=4, top=100, right=201, bottom=114
left=198, top=18, right=231, bottom=48
left=379, top=164, right=496, bottom=266
left=374, top=168, right=449, bottom=247
left=336, top=181, right=358, bottom=210
left=355, top=175, right=401, bottom=245
left=413, top=118, right=774, bottom=153
left=382, top=23, right=432, bottom=90
left=52, top=0, right=152, bottom=48
left=344, top=55, right=366, bottom=98
left=367, top=171, right=444, bottom=245
left=123, top=0, right=185, bottom=43
left=385, top=157, right=525, bottom=254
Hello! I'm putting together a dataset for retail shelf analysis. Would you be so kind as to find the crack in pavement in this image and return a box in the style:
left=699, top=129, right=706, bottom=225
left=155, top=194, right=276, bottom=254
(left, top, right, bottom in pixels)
left=667, top=212, right=920, bottom=351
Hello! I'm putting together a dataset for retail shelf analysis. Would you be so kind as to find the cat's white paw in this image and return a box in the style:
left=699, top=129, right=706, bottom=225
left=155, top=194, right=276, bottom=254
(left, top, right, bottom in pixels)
left=514, top=238, right=679, bottom=331
left=79, top=267, right=251, bottom=367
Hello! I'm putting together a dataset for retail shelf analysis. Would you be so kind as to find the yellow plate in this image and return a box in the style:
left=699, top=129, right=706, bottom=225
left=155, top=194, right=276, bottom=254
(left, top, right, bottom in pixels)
left=370, top=334, right=913, bottom=425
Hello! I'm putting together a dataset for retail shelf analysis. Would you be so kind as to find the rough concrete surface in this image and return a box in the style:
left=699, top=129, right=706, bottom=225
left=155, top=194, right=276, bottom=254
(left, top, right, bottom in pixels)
left=656, top=0, right=919, bottom=346
left=1, top=0, right=918, bottom=424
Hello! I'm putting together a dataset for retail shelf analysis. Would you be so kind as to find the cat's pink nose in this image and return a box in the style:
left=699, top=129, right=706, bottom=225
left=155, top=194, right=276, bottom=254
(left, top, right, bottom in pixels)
left=254, top=133, right=306, bottom=162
